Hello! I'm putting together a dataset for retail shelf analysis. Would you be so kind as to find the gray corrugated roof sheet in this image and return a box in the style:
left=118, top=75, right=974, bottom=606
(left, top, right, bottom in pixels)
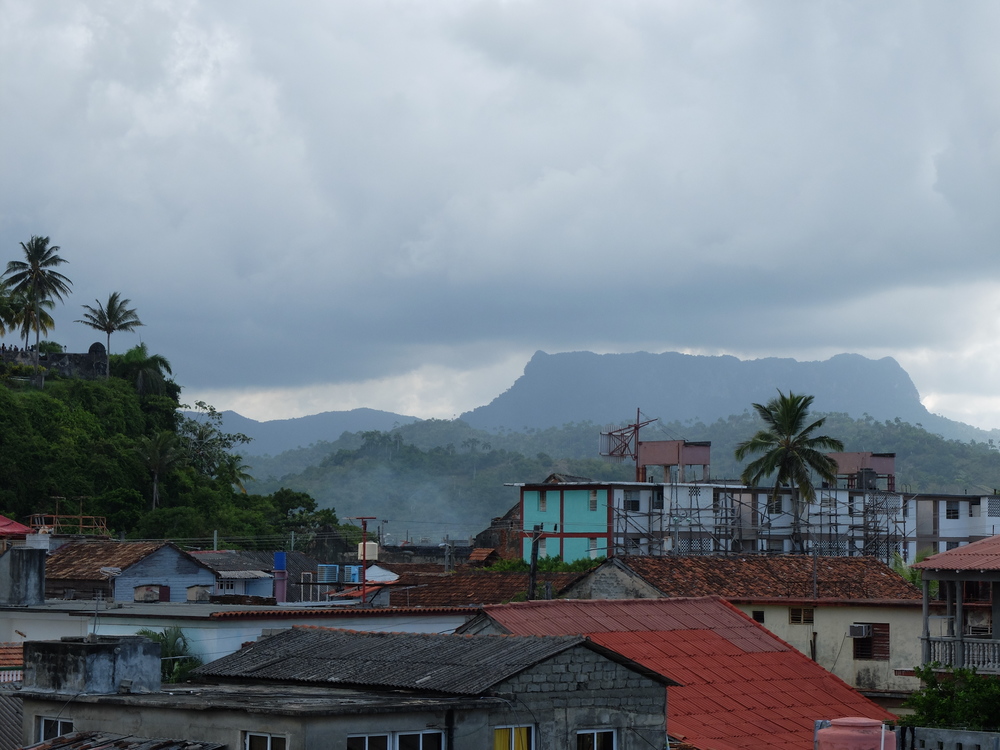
left=20, top=731, right=224, bottom=750
left=194, top=626, right=592, bottom=695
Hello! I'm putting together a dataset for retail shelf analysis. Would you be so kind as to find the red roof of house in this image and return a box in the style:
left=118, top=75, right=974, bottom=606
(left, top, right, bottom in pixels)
left=610, top=555, right=920, bottom=600
left=0, top=514, right=32, bottom=536
left=476, top=598, right=893, bottom=750
left=912, top=534, right=1000, bottom=571
left=386, top=571, right=584, bottom=607
left=0, top=642, right=23, bottom=669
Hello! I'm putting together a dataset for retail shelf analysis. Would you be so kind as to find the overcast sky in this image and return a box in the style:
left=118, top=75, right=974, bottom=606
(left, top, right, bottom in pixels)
left=4, top=1, right=1000, bottom=429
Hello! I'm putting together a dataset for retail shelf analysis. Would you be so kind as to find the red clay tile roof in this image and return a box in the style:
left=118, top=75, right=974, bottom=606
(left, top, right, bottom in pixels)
left=467, top=548, right=498, bottom=563
left=45, top=541, right=209, bottom=580
left=912, top=534, right=1000, bottom=571
left=477, top=598, right=893, bottom=750
left=0, top=642, right=23, bottom=669
left=614, top=555, right=920, bottom=600
left=386, top=571, right=584, bottom=607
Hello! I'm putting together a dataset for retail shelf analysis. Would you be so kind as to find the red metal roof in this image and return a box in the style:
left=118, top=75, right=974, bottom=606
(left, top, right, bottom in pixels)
left=0, top=514, right=32, bottom=536
left=912, top=534, right=1000, bottom=571
left=478, top=598, right=893, bottom=750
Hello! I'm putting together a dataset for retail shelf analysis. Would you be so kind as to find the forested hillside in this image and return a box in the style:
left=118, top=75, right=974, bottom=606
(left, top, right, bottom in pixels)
left=246, top=411, right=1000, bottom=537
left=0, top=363, right=356, bottom=550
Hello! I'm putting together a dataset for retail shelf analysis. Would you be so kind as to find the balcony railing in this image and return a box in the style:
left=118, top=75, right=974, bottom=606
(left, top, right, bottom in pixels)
left=925, top=637, right=1000, bottom=673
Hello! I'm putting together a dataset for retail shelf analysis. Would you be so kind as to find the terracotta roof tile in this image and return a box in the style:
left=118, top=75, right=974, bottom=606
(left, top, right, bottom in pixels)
left=616, top=555, right=920, bottom=600
left=476, top=598, right=893, bottom=750
left=45, top=541, right=210, bottom=580
left=386, top=571, right=583, bottom=607
left=0, top=642, right=22, bottom=668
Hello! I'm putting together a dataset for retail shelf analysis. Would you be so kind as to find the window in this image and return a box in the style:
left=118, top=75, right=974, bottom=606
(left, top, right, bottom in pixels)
left=38, top=717, right=73, bottom=741
left=752, top=610, right=765, bottom=623
left=245, top=734, right=286, bottom=750
left=494, top=726, right=533, bottom=750
left=397, top=733, right=442, bottom=750
left=537, top=537, right=547, bottom=557
left=947, top=541, right=960, bottom=551
left=624, top=491, right=640, bottom=512
left=946, top=501, right=960, bottom=520
left=971, top=499, right=982, bottom=518
left=902, top=499, right=909, bottom=518
left=790, top=607, right=814, bottom=624
left=589, top=490, right=599, bottom=512
left=767, top=495, right=782, bottom=514
left=348, top=738, right=388, bottom=750
left=577, top=730, right=615, bottom=750
left=651, top=491, right=664, bottom=510
left=588, top=538, right=599, bottom=559
left=853, top=623, right=890, bottom=661
left=538, top=494, right=547, bottom=512
left=349, top=734, right=442, bottom=750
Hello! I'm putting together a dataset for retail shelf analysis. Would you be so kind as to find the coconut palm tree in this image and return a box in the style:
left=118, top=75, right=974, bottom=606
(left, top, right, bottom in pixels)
left=9, top=293, right=54, bottom=352
left=734, top=391, right=844, bottom=553
left=111, top=343, right=173, bottom=396
left=3, top=236, right=72, bottom=380
left=75, top=291, right=144, bottom=358
left=135, top=431, right=185, bottom=509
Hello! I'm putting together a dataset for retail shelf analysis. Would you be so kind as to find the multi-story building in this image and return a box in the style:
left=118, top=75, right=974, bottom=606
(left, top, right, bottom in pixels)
left=514, top=449, right=1000, bottom=563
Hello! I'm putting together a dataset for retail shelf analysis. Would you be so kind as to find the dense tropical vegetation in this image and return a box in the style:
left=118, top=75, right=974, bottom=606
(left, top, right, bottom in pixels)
left=0, top=235, right=355, bottom=554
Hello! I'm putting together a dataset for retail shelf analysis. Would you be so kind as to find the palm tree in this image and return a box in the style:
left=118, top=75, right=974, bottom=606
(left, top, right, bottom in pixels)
left=135, top=431, right=185, bottom=509
left=111, top=343, right=173, bottom=396
left=0, top=279, right=15, bottom=338
left=9, top=293, right=54, bottom=352
left=75, top=291, right=144, bottom=358
left=734, top=391, right=844, bottom=553
left=3, top=236, right=72, bottom=380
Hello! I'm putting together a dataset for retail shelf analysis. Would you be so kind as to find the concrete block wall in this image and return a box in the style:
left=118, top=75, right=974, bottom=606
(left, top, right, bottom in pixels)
left=493, top=646, right=666, bottom=750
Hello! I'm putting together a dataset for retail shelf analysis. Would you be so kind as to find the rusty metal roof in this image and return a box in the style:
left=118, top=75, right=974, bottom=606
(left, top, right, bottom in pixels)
left=474, top=598, right=894, bottom=750
left=611, top=555, right=920, bottom=600
left=194, top=626, right=672, bottom=695
left=45, top=541, right=211, bottom=580
left=912, top=534, right=1000, bottom=571
left=19, top=731, right=225, bottom=750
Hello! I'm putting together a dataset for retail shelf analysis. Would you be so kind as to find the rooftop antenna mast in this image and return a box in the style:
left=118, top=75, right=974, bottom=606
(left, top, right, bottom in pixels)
left=600, top=408, right=658, bottom=481
left=347, top=517, right=377, bottom=604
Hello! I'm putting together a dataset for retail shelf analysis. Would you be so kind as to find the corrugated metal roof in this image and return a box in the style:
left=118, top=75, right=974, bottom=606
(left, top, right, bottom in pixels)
left=194, top=627, right=598, bottom=695
left=217, top=570, right=272, bottom=580
left=19, top=731, right=225, bottom=750
left=0, top=514, right=32, bottom=535
left=611, top=555, right=920, bottom=600
left=475, top=598, right=894, bottom=750
left=912, top=534, right=1000, bottom=571
left=194, top=627, right=672, bottom=695
left=190, top=550, right=320, bottom=579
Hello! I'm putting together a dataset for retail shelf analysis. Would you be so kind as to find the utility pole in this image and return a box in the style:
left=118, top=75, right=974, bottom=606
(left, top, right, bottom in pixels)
left=527, top=525, right=542, bottom=601
left=348, top=517, right=377, bottom=605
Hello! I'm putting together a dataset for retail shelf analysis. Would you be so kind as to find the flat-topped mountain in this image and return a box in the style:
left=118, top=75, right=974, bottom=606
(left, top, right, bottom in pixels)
left=460, top=350, right=977, bottom=440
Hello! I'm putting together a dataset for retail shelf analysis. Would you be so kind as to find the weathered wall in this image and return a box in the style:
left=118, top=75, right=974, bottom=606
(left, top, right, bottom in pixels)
left=24, top=636, right=160, bottom=695
left=493, top=645, right=666, bottom=750
left=116, top=546, right=216, bottom=603
left=1, top=350, right=107, bottom=380
left=561, top=561, right=662, bottom=600
left=0, top=548, right=45, bottom=606
left=730, top=601, right=923, bottom=694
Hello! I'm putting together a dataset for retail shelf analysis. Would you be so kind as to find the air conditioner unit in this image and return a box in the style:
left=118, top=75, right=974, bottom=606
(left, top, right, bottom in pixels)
left=848, top=624, right=872, bottom=638
left=316, top=564, right=339, bottom=584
